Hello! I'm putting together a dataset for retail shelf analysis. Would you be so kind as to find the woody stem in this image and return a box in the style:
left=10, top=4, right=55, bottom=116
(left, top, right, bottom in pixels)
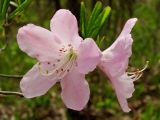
left=0, top=91, right=24, bottom=97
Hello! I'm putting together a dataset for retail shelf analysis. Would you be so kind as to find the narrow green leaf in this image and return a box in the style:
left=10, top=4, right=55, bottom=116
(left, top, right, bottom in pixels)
left=21, top=0, right=26, bottom=2
left=99, top=36, right=105, bottom=47
left=9, top=0, right=32, bottom=19
left=0, top=0, right=4, bottom=13
left=96, top=35, right=100, bottom=46
left=18, top=0, right=23, bottom=5
left=80, top=2, right=86, bottom=38
left=91, top=6, right=111, bottom=38
left=96, top=35, right=106, bottom=47
left=1, top=0, right=10, bottom=19
left=86, top=1, right=103, bottom=37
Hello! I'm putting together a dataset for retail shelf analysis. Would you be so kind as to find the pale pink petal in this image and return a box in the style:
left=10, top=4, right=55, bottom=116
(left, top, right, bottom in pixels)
left=98, top=36, right=134, bottom=112
left=116, top=92, right=131, bottom=112
left=98, top=18, right=138, bottom=112
left=109, top=18, right=137, bottom=50
left=102, top=18, right=137, bottom=77
left=102, top=35, right=133, bottom=77
left=76, top=38, right=102, bottom=74
left=71, top=36, right=83, bottom=49
left=60, top=68, right=90, bottom=111
left=118, top=18, right=137, bottom=37
left=111, top=73, right=135, bottom=112
left=50, top=9, right=78, bottom=43
left=17, top=24, right=62, bottom=62
left=20, top=63, right=58, bottom=98
left=99, top=63, right=135, bottom=112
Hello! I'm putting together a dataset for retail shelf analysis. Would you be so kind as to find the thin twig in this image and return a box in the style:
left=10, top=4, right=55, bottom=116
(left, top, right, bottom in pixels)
left=0, top=73, right=23, bottom=78
left=0, top=14, right=9, bottom=53
left=0, top=91, right=24, bottom=97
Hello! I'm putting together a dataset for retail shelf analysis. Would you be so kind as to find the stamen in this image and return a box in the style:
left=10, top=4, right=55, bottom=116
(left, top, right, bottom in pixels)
left=38, top=47, right=77, bottom=79
left=126, top=61, right=149, bottom=81
left=127, top=61, right=149, bottom=74
left=138, top=61, right=149, bottom=73
left=135, top=73, right=142, bottom=80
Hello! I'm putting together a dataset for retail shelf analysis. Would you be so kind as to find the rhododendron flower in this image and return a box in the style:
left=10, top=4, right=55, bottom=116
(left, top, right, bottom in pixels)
left=17, top=9, right=102, bottom=111
left=98, top=18, right=147, bottom=112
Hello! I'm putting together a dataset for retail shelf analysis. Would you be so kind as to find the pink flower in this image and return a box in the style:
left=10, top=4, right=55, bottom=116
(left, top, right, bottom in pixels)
left=17, top=9, right=102, bottom=111
left=98, top=18, right=147, bottom=112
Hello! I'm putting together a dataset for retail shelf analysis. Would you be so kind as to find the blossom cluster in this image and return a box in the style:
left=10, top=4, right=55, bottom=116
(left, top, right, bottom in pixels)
left=17, top=9, right=147, bottom=112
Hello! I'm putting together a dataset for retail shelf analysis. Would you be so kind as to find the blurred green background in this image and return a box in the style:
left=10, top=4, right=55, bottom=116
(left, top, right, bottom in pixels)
left=0, top=0, right=160, bottom=119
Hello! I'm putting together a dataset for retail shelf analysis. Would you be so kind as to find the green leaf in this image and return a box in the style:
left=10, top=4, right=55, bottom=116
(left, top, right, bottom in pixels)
left=96, top=35, right=100, bottom=46
left=0, top=0, right=4, bottom=13
left=9, top=0, right=32, bottom=19
left=80, top=2, right=86, bottom=38
left=86, top=1, right=103, bottom=37
left=79, top=1, right=111, bottom=39
left=18, top=0, right=25, bottom=5
left=0, top=18, right=4, bottom=26
left=1, top=0, right=10, bottom=19
left=91, top=6, right=111, bottom=38
left=96, top=35, right=106, bottom=47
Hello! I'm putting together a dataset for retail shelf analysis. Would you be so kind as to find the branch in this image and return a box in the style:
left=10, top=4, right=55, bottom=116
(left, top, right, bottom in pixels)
left=0, top=73, right=23, bottom=79
left=0, top=91, right=24, bottom=97
left=0, top=15, right=9, bottom=53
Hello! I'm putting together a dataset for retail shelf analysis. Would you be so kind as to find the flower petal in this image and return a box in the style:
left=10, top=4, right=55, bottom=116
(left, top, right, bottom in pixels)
left=60, top=68, right=90, bottom=111
left=76, top=38, right=102, bottom=74
left=108, top=18, right=137, bottom=53
left=98, top=18, right=138, bottom=112
left=98, top=37, right=134, bottom=112
left=102, top=18, right=137, bottom=77
left=50, top=9, right=78, bottom=43
left=17, top=24, right=61, bottom=62
left=102, top=35, right=133, bottom=77
left=111, top=73, right=135, bottom=112
left=72, top=35, right=83, bottom=49
left=118, top=18, right=137, bottom=38
left=20, top=63, right=58, bottom=98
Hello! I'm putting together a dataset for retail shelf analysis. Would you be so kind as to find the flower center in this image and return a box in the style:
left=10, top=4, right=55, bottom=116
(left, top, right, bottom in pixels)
left=38, top=46, right=77, bottom=79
